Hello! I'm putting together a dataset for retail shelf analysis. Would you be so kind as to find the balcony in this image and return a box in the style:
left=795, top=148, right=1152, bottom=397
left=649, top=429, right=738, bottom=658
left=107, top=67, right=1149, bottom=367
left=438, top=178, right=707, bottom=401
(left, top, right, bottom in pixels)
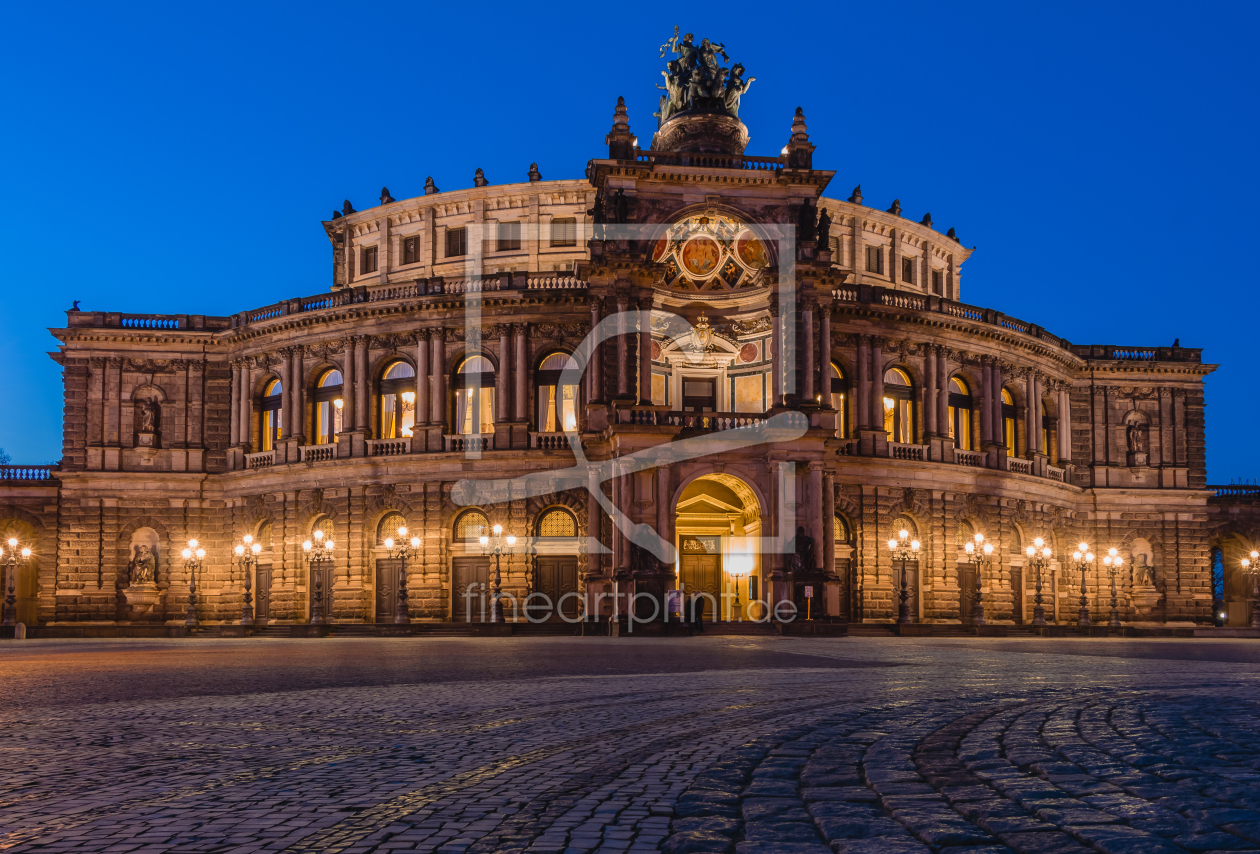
left=444, top=434, right=494, bottom=452
left=367, top=438, right=410, bottom=457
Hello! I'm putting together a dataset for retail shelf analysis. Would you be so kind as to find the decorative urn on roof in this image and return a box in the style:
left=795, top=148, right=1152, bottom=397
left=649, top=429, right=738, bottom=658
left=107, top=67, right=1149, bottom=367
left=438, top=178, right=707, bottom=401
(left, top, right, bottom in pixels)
left=651, top=27, right=755, bottom=155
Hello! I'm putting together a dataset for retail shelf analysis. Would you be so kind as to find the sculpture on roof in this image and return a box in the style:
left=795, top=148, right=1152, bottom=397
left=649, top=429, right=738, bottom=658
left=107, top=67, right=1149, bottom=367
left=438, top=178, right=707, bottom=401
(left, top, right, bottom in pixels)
left=654, top=26, right=753, bottom=128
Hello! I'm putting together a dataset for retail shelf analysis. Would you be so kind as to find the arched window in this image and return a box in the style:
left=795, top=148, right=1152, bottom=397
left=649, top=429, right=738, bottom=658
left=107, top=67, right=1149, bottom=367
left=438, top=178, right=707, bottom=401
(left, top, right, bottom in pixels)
left=948, top=376, right=973, bottom=451
left=454, top=355, right=496, bottom=435
left=1001, top=388, right=1017, bottom=456
left=536, top=352, right=579, bottom=433
left=377, top=512, right=407, bottom=544
left=260, top=378, right=283, bottom=451
left=313, top=517, right=335, bottom=542
left=455, top=510, right=490, bottom=541
left=883, top=368, right=914, bottom=444
left=538, top=508, right=577, bottom=537
left=891, top=515, right=918, bottom=540
left=1041, top=400, right=1052, bottom=457
left=831, top=363, right=849, bottom=438
left=379, top=361, right=416, bottom=439
left=955, top=519, right=975, bottom=549
left=313, top=369, right=344, bottom=445
left=834, top=515, right=850, bottom=544
left=1211, top=546, right=1225, bottom=616
left=256, top=520, right=274, bottom=551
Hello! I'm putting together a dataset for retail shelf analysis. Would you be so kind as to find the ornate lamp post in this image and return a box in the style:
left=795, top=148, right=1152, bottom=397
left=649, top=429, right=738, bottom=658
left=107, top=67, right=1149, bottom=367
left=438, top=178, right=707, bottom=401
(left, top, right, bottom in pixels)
left=1240, top=551, right=1260, bottom=629
left=180, top=539, right=206, bottom=627
left=1102, top=548, right=1125, bottom=628
left=963, top=532, right=995, bottom=626
left=301, top=528, right=336, bottom=625
left=1071, top=541, right=1095, bottom=627
left=383, top=525, right=420, bottom=625
left=886, top=528, right=921, bottom=625
left=233, top=535, right=262, bottom=625
left=1, top=537, right=33, bottom=626
left=479, top=524, right=517, bottom=623
left=1023, top=537, right=1053, bottom=626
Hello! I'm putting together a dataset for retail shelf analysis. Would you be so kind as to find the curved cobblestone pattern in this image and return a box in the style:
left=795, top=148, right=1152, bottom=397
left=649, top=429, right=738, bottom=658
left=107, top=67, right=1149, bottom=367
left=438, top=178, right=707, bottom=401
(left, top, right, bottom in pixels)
left=3, top=637, right=1260, bottom=853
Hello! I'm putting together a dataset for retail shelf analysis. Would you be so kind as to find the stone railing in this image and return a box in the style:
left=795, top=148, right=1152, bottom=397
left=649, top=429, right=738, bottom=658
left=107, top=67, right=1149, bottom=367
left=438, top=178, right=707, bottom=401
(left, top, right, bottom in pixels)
left=1069, top=344, right=1200, bottom=362
left=445, top=434, right=493, bottom=452
left=667, top=412, right=768, bottom=432
left=527, top=274, right=587, bottom=290
left=66, top=312, right=230, bottom=331
left=1209, top=485, right=1260, bottom=500
left=1046, top=465, right=1066, bottom=482
left=367, top=438, right=410, bottom=457
left=0, top=465, right=58, bottom=482
left=1008, top=458, right=1033, bottom=475
left=298, top=443, right=336, bottom=463
left=888, top=442, right=927, bottom=461
left=245, top=450, right=275, bottom=470
left=530, top=432, right=579, bottom=450
left=634, top=151, right=785, bottom=171
left=955, top=449, right=984, bottom=467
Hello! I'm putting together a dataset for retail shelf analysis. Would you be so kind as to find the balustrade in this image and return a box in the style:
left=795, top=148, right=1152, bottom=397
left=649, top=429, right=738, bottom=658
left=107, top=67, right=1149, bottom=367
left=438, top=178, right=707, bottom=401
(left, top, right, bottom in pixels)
left=245, top=450, right=275, bottom=470
left=298, top=443, right=336, bottom=463
left=955, top=449, right=984, bottom=467
left=1008, top=458, right=1033, bottom=475
left=367, top=438, right=411, bottom=457
left=530, top=432, right=579, bottom=450
left=0, top=465, right=57, bottom=481
left=444, top=434, right=494, bottom=452
left=888, top=442, right=928, bottom=461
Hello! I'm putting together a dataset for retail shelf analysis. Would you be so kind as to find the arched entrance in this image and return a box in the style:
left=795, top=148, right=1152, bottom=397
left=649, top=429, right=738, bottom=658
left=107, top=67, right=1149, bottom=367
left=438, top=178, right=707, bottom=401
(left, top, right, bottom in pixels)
left=1214, top=533, right=1257, bottom=626
left=674, top=473, right=763, bottom=621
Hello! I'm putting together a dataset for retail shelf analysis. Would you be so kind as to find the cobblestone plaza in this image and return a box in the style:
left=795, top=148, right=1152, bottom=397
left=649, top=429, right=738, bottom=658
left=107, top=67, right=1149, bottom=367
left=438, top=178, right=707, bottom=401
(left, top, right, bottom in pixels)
left=4, top=636, right=1260, bottom=853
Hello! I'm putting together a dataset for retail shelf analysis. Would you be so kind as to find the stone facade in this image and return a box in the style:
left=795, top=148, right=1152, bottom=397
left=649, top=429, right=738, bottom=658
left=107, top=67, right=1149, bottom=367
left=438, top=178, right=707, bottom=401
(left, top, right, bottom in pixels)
left=3, top=91, right=1256, bottom=631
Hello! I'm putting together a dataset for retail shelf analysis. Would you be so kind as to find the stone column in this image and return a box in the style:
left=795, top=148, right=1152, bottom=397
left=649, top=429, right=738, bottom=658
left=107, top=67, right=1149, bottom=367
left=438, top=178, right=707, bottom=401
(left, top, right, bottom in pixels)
left=870, top=338, right=884, bottom=432
left=589, top=297, right=603, bottom=403
left=497, top=325, right=511, bottom=423
left=980, top=359, right=993, bottom=445
left=637, top=298, right=652, bottom=405
left=924, top=348, right=937, bottom=435
left=354, top=337, right=369, bottom=432
left=429, top=330, right=445, bottom=427
left=823, top=471, right=836, bottom=602
left=1059, top=386, right=1072, bottom=463
left=856, top=336, right=869, bottom=429
left=229, top=362, right=241, bottom=446
left=616, top=290, right=630, bottom=398
left=587, top=467, right=602, bottom=580
left=292, top=347, right=305, bottom=442
left=802, top=298, right=816, bottom=402
left=342, top=339, right=356, bottom=431
left=771, top=303, right=783, bottom=407
left=808, top=463, right=824, bottom=561
left=514, top=324, right=528, bottom=422
left=817, top=304, right=831, bottom=407
left=656, top=466, right=670, bottom=559
left=239, top=363, right=252, bottom=447
left=936, top=347, right=949, bottom=437
left=414, top=332, right=429, bottom=427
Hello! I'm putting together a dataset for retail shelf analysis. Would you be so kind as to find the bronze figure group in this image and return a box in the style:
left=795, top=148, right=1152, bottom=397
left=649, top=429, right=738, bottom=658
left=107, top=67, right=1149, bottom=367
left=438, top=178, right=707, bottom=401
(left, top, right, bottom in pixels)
left=656, top=27, right=756, bottom=126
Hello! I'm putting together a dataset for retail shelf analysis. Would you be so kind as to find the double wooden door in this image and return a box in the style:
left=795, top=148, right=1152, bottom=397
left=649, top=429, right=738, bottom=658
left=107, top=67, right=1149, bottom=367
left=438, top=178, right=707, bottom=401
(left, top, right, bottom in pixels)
left=535, top=557, right=579, bottom=620
left=959, top=564, right=975, bottom=624
left=452, top=557, right=490, bottom=622
left=254, top=566, right=272, bottom=623
left=680, top=552, right=721, bottom=618
left=375, top=559, right=400, bottom=623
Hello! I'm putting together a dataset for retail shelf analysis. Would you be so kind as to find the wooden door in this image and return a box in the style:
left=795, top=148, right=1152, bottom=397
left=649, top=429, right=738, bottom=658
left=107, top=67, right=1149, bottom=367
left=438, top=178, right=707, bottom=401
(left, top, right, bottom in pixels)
left=1010, top=566, right=1024, bottom=624
left=959, top=564, right=975, bottom=624
left=14, top=559, right=38, bottom=626
left=375, top=559, right=399, bottom=623
left=308, top=564, right=334, bottom=622
left=680, top=543, right=721, bottom=620
left=452, top=557, right=490, bottom=622
left=535, top=557, right=579, bottom=620
left=255, top=566, right=272, bottom=623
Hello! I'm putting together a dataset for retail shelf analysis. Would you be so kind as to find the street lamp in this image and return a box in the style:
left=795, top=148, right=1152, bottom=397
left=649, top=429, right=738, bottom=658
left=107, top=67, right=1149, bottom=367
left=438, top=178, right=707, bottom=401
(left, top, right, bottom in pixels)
left=301, top=528, right=336, bottom=625
left=886, top=528, right=921, bottom=625
left=1071, top=541, right=1095, bottom=627
left=383, top=525, right=421, bottom=624
left=1240, top=551, right=1260, bottom=629
left=963, top=532, right=995, bottom=626
left=233, top=534, right=263, bottom=625
left=1023, top=537, right=1053, bottom=626
left=479, top=524, right=517, bottom=623
left=1, top=537, right=33, bottom=626
left=1102, top=547, right=1125, bottom=629
left=180, top=539, right=206, bottom=627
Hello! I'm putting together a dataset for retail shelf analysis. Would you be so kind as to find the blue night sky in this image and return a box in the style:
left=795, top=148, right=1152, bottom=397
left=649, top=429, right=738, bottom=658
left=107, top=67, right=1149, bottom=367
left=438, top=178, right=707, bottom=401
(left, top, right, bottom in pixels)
left=1, top=2, right=1256, bottom=481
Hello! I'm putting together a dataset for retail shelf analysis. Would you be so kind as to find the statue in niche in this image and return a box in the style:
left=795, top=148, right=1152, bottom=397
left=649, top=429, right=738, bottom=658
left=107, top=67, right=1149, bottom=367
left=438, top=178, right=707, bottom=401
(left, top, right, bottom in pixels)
left=130, top=544, right=157, bottom=586
left=1126, top=420, right=1149, bottom=455
left=797, top=202, right=818, bottom=243
left=1133, top=552, right=1155, bottom=587
left=137, top=398, right=159, bottom=433
left=789, top=525, right=817, bottom=573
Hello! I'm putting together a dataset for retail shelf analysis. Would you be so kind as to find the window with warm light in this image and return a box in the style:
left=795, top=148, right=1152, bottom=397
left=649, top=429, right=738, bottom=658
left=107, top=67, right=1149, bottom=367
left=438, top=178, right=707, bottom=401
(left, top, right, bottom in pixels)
left=377, top=512, right=407, bottom=544
left=313, top=369, right=344, bottom=445
left=256, top=521, right=274, bottom=551
left=260, top=378, right=282, bottom=451
left=948, top=376, right=973, bottom=450
left=1041, top=400, right=1052, bottom=457
left=831, top=363, right=849, bottom=438
left=1002, top=387, right=1017, bottom=455
left=455, top=510, right=489, bottom=541
left=834, top=515, right=850, bottom=544
left=538, top=508, right=577, bottom=537
left=883, top=367, right=914, bottom=443
left=379, top=360, right=416, bottom=439
left=454, top=355, right=495, bottom=435
left=536, top=352, right=579, bottom=432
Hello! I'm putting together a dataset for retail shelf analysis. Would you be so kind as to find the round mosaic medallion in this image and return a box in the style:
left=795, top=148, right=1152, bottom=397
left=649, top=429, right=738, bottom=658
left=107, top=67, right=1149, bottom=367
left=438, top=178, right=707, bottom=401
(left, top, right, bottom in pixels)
left=739, top=343, right=759, bottom=363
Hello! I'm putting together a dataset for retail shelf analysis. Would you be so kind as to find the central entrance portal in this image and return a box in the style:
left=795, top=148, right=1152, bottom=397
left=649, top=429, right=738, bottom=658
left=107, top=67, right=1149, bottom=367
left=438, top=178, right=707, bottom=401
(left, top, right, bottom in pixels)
left=679, top=537, right=721, bottom=600
left=674, top=473, right=763, bottom=621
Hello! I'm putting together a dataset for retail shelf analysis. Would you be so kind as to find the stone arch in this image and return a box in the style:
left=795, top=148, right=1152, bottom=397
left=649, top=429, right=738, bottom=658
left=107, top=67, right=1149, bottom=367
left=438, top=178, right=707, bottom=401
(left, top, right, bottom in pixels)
left=526, top=491, right=587, bottom=539
left=671, top=468, right=768, bottom=524
left=653, top=201, right=784, bottom=269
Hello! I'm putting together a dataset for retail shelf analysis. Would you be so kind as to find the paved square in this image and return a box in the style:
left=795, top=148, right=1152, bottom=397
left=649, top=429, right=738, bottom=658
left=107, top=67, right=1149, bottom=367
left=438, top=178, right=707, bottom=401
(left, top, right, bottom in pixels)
left=3, top=637, right=1260, bottom=853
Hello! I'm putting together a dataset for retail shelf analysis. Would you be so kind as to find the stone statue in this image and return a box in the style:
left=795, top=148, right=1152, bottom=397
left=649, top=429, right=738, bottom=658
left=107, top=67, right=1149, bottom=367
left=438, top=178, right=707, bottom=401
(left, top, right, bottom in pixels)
left=1134, top=552, right=1154, bottom=587
left=130, top=544, right=157, bottom=585
left=71, top=300, right=80, bottom=311
left=887, top=199, right=902, bottom=217
left=817, top=207, right=832, bottom=250
left=342, top=200, right=356, bottom=215
left=790, top=526, right=817, bottom=573
left=612, top=189, right=629, bottom=224
left=379, top=187, right=394, bottom=204
left=137, top=398, right=158, bottom=433
left=424, top=177, right=439, bottom=195
left=724, top=64, right=755, bottom=116
left=473, top=168, right=488, bottom=187
left=797, top=202, right=818, bottom=243
left=528, top=163, right=542, bottom=182
left=1127, top=420, right=1149, bottom=455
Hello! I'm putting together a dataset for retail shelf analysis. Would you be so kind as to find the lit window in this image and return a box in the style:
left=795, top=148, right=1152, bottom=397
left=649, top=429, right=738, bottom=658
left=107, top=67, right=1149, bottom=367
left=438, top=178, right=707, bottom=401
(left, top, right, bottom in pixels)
left=536, top=352, right=579, bottom=432
left=260, top=378, right=282, bottom=451
left=377, top=512, right=407, bottom=544
left=948, top=376, right=973, bottom=451
left=538, top=509, right=576, bottom=537
left=1001, top=388, right=1017, bottom=456
left=834, top=515, right=850, bottom=543
left=379, top=360, right=416, bottom=439
left=831, top=363, right=848, bottom=438
left=454, top=355, right=495, bottom=435
left=313, top=369, right=344, bottom=445
left=883, top=368, right=914, bottom=444
left=455, top=510, right=488, bottom=541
